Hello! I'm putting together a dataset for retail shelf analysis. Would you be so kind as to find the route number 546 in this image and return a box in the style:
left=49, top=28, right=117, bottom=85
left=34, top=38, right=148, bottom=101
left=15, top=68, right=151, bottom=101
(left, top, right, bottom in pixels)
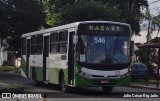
left=94, top=37, right=105, bottom=43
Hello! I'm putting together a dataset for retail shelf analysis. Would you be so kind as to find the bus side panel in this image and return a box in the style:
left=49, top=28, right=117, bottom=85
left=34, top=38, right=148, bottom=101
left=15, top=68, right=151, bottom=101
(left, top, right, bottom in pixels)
left=48, top=54, right=68, bottom=84
left=29, top=66, right=43, bottom=81
left=29, top=55, right=43, bottom=81
left=21, top=55, right=27, bottom=78
left=48, top=68, right=59, bottom=84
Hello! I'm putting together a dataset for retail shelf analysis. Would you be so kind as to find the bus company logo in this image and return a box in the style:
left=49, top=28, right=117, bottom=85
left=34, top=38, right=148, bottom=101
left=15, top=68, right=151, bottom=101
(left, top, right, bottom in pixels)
left=2, top=93, right=11, bottom=98
left=115, top=70, right=121, bottom=76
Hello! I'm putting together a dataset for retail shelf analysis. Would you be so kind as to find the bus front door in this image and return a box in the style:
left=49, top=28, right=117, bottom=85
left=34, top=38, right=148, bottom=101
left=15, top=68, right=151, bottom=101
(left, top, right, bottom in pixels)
left=68, top=32, right=75, bottom=85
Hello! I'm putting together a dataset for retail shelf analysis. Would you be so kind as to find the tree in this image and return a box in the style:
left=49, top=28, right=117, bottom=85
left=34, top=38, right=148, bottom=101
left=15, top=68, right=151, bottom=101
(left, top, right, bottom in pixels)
left=0, top=0, right=46, bottom=54
left=134, top=43, right=157, bottom=75
left=44, top=0, right=75, bottom=26
left=44, top=0, right=148, bottom=35
left=44, top=0, right=122, bottom=26
left=101, top=0, right=148, bottom=35
left=60, top=0, right=121, bottom=25
left=0, top=0, right=13, bottom=39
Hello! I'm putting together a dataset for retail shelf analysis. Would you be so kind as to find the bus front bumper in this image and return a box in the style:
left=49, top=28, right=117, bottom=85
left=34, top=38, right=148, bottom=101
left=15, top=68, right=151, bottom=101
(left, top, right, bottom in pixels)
left=75, top=73, right=131, bottom=87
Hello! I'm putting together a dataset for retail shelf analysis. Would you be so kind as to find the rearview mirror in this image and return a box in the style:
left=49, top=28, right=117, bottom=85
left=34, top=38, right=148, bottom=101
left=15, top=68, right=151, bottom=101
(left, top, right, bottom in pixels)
left=73, top=35, right=78, bottom=44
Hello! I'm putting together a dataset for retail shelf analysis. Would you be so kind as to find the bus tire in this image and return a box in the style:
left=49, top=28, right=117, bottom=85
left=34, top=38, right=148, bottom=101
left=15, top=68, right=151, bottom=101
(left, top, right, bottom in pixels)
left=102, top=86, right=113, bottom=93
left=32, top=69, right=39, bottom=87
left=60, top=73, right=69, bottom=93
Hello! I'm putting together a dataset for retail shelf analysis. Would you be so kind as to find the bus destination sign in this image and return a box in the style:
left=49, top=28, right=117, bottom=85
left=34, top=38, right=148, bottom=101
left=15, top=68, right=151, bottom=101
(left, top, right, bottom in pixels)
left=88, top=25, right=121, bottom=32
left=78, top=23, right=130, bottom=33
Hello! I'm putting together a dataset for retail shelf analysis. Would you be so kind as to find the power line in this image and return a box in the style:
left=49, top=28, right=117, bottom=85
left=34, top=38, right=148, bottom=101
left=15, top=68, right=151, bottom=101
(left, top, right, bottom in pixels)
left=149, top=0, right=160, bottom=4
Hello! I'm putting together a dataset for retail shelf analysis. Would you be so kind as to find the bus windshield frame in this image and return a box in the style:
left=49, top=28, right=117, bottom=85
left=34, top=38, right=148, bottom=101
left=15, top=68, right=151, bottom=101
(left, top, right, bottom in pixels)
left=76, top=23, right=131, bottom=69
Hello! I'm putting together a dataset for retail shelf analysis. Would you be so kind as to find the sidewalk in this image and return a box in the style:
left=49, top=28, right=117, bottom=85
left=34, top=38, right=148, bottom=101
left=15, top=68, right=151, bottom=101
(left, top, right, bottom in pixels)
left=131, top=83, right=160, bottom=91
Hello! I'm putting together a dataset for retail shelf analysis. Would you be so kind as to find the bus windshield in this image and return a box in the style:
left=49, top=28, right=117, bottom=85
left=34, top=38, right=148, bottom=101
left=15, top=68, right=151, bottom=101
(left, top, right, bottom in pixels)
left=77, top=35, right=130, bottom=64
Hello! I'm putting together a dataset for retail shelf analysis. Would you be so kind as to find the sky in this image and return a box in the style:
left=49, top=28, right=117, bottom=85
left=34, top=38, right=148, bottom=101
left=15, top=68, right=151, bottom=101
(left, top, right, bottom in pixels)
left=140, top=0, right=160, bottom=31
left=148, top=0, right=160, bottom=16
left=132, top=0, right=160, bottom=43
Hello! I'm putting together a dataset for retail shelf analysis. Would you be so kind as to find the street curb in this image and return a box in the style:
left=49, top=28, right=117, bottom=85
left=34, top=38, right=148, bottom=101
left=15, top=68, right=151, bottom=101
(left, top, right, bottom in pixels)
left=131, top=85, right=160, bottom=91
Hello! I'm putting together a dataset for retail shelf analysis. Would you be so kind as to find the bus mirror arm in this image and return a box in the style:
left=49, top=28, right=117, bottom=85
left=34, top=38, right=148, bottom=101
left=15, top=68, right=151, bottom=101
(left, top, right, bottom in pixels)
left=73, top=35, right=78, bottom=44
left=61, top=55, right=67, bottom=60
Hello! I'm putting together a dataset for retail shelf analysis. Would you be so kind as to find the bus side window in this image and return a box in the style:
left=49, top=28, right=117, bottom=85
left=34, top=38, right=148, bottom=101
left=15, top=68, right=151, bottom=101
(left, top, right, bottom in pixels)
left=37, top=35, right=43, bottom=54
left=59, top=31, right=68, bottom=53
left=31, top=35, right=37, bottom=55
left=50, top=32, right=58, bottom=54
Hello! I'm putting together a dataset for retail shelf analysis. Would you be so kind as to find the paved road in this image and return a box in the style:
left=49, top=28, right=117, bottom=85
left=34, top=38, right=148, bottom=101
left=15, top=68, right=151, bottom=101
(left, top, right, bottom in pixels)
left=0, top=71, right=160, bottom=101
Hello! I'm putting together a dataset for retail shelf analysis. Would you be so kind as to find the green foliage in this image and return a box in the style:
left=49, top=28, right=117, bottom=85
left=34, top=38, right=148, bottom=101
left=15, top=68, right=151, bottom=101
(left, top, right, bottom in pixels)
left=46, top=13, right=62, bottom=26
left=61, top=0, right=121, bottom=25
left=44, top=0, right=148, bottom=35
left=105, top=0, right=148, bottom=35
left=0, top=66, right=17, bottom=72
left=134, top=44, right=158, bottom=75
left=135, top=47, right=157, bottom=65
left=134, top=47, right=147, bottom=64
left=0, top=0, right=46, bottom=54
left=0, top=0, right=150, bottom=53
left=44, top=0, right=121, bottom=26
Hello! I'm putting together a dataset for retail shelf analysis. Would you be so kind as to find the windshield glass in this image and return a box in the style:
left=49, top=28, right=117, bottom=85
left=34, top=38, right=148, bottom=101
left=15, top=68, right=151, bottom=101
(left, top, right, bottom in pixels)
left=76, top=35, right=130, bottom=64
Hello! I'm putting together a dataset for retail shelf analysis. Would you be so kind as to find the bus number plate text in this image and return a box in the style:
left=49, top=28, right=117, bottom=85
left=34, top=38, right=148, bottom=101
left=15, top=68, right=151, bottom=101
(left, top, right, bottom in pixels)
left=101, top=80, right=109, bottom=84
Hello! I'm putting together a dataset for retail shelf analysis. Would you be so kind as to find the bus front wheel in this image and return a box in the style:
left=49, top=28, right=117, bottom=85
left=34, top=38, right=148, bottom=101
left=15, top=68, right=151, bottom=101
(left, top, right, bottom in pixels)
left=102, top=86, right=113, bottom=93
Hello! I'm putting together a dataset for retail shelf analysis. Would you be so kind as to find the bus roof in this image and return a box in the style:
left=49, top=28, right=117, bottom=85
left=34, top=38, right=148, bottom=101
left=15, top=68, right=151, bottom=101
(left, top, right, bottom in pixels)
left=22, top=21, right=130, bottom=37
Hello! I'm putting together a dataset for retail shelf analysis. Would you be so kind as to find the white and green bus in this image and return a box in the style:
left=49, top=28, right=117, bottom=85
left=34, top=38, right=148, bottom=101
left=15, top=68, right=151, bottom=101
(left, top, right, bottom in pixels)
left=21, top=21, right=133, bottom=92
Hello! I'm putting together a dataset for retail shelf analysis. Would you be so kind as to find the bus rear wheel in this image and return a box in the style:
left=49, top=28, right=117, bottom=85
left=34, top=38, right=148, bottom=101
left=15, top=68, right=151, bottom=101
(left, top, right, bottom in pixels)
left=60, top=73, right=69, bottom=93
left=32, top=69, right=39, bottom=87
left=102, top=86, right=113, bottom=93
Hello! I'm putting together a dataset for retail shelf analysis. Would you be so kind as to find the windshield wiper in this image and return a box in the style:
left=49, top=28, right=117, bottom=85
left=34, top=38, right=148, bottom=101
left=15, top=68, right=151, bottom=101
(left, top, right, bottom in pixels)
left=109, top=55, right=120, bottom=63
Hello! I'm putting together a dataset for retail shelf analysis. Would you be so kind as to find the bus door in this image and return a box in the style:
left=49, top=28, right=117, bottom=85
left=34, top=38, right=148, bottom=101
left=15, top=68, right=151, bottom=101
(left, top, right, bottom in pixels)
left=26, top=39, right=30, bottom=78
left=43, top=36, right=49, bottom=81
left=68, top=31, right=75, bottom=85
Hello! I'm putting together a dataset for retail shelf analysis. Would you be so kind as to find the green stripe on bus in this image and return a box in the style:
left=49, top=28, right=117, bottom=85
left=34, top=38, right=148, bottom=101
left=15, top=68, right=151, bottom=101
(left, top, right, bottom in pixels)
left=21, top=56, right=27, bottom=75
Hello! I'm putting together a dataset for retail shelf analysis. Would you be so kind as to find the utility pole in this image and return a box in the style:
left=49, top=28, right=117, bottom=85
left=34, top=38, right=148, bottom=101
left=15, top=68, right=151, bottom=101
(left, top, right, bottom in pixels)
left=0, top=38, right=2, bottom=66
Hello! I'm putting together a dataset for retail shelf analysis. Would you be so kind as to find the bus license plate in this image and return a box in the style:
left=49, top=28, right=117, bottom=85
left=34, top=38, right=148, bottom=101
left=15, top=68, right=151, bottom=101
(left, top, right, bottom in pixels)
left=101, top=80, right=109, bottom=84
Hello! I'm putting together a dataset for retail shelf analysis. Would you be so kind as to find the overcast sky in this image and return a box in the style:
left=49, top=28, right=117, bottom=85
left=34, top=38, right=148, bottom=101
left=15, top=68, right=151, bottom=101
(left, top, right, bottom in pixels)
left=148, top=0, right=160, bottom=16
left=132, top=0, right=160, bottom=43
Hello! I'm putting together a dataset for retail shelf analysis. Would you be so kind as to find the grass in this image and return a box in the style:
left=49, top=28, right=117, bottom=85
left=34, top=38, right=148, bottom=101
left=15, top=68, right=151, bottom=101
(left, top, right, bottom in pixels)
left=0, top=82, right=22, bottom=89
left=0, top=81, right=24, bottom=92
left=0, top=65, right=18, bottom=72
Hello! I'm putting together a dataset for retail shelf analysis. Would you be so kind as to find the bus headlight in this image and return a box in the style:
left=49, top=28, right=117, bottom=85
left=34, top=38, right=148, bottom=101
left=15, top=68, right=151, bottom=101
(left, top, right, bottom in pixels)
left=78, top=71, right=91, bottom=79
left=128, top=67, right=131, bottom=73
left=86, top=74, right=91, bottom=78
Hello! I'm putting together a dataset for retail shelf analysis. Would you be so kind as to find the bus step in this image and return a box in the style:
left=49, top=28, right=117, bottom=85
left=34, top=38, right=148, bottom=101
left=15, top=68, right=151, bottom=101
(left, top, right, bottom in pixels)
left=44, top=81, right=48, bottom=84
